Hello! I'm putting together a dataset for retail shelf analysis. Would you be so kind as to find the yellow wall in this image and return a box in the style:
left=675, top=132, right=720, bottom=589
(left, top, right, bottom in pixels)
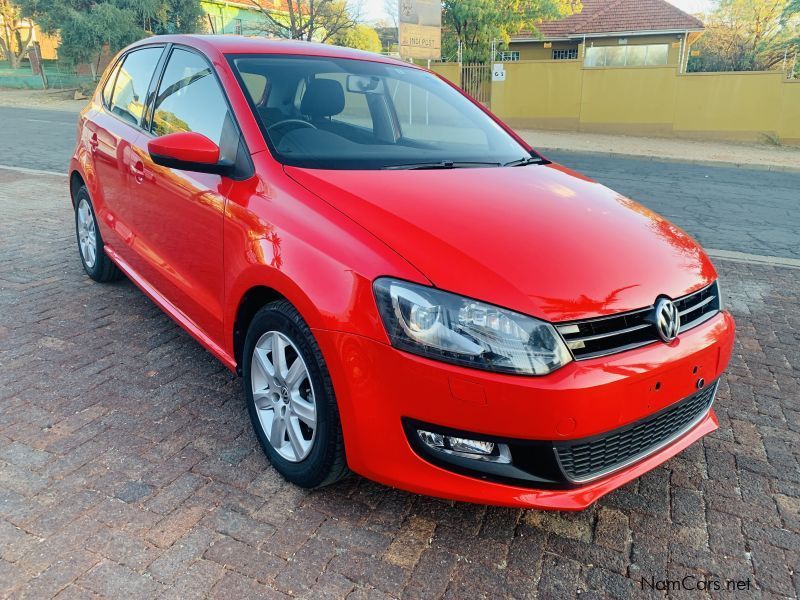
left=491, top=60, right=583, bottom=130
left=430, top=62, right=461, bottom=86
left=580, top=66, right=678, bottom=135
left=435, top=60, right=800, bottom=145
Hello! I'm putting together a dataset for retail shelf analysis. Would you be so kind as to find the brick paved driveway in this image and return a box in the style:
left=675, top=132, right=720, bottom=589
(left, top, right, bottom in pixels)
left=0, top=167, right=798, bottom=599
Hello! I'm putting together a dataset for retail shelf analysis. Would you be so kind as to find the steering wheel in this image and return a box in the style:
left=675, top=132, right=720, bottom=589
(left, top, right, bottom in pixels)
left=267, top=119, right=317, bottom=133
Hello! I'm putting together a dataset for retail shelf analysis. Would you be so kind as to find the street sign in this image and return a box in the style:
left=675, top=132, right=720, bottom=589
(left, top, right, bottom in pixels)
left=399, top=0, right=441, bottom=61
left=492, top=64, right=506, bottom=82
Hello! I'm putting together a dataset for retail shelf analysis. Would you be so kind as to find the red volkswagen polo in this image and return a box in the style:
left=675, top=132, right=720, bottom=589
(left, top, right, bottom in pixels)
left=69, top=35, right=735, bottom=510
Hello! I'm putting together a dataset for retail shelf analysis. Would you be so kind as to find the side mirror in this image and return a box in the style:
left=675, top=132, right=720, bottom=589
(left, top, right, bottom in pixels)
left=148, top=132, right=231, bottom=175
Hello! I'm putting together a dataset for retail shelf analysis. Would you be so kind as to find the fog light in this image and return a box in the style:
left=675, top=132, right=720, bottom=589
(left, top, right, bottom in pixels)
left=417, top=429, right=445, bottom=448
left=448, top=437, right=494, bottom=455
left=417, top=429, right=511, bottom=463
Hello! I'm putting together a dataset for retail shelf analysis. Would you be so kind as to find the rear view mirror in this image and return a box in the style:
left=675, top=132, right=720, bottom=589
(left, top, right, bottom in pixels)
left=148, top=132, right=231, bottom=175
left=346, top=75, right=384, bottom=94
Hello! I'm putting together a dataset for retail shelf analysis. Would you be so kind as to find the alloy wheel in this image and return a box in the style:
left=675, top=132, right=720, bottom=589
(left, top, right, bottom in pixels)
left=250, top=331, right=317, bottom=462
left=77, top=198, right=97, bottom=269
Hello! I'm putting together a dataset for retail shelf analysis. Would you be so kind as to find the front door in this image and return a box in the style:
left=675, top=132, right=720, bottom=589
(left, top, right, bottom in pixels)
left=126, top=47, right=236, bottom=346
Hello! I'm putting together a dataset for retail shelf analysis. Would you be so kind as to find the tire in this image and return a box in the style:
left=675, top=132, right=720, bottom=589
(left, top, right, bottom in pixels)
left=74, top=186, right=122, bottom=283
left=243, top=300, right=348, bottom=488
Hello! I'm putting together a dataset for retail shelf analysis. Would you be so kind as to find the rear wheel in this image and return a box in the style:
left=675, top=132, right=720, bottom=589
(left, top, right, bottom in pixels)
left=243, top=300, right=348, bottom=488
left=74, top=186, right=121, bottom=282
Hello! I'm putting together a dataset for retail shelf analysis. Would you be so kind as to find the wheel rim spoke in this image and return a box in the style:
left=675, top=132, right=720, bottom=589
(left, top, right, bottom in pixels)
left=284, top=358, right=305, bottom=390
left=272, top=334, right=287, bottom=382
left=286, top=418, right=306, bottom=459
left=252, top=388, right=272, bottom=409
left=253, top=347, right=275, bottom=384
left=290, top=394, right=316, bottom=427
left=270, top=412, right=287, bottom=446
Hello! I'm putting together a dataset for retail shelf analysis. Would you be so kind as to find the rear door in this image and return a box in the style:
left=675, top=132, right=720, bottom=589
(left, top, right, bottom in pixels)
left=87, top=46, right=165, bottom=261
left=126, top=47, right=239, bottom=345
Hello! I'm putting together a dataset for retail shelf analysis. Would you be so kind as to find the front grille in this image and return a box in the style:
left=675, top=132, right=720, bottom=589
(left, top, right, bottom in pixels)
left=554, top=381, right=717, bottom=482
left=556, top=282, right=720, bottom=360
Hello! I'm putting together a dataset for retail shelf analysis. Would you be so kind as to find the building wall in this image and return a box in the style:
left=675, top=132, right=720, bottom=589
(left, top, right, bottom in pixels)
left=431, top=60, right=800, bottom=144
left=511, top=41, right=581, bottom=61
left=200, top=0, right=269, bottom=36
left=510, top=34, right=687, bottom=65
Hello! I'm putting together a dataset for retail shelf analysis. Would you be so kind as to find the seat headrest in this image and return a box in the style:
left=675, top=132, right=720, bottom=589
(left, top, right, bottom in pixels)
left=300, top=79, right=345, bottom=118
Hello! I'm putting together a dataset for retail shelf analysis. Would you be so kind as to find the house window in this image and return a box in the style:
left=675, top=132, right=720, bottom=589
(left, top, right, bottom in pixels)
left=552, top=48, right=578, bottom=60
left=233, top=19, right=243, bottom=35
left=584, top=44, right=669, bottom=67
left=496, top=51, right=519, bottom=62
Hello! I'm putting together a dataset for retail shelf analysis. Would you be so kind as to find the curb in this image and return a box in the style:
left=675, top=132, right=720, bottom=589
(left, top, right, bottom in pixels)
left=537, top=147, right=800, bottom=174
left=705, top=248, right=800, bottom=270
left=0, top=164, right=65, bottom=177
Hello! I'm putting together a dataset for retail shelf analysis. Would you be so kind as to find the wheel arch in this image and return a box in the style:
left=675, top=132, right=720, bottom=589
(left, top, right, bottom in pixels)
left=232, top=285, right=287, bottom=373
left=69, top=170, right=86, bottom=209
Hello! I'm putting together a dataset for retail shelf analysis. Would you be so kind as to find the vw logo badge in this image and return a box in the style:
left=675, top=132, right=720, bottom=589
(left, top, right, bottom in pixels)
left=654, top=297, right=680, bottom=343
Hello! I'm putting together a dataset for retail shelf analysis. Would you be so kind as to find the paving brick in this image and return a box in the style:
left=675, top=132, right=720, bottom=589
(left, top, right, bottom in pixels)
left=77, top=560, right=165, bottom=599
left=203, top=536, right=284, bottom=583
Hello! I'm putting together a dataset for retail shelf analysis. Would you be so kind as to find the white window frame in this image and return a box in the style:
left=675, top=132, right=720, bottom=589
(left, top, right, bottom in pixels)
left=584, top=43, right=669, bottom=67
left=496, top=51, right=520, bottom=62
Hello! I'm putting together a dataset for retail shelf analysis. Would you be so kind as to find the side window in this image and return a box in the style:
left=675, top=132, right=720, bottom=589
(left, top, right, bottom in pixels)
left=151, top=48, right=231, bottom=147
left=101, top=61, right=121, bottom=107
left=108, top=47, right=163, bottom=126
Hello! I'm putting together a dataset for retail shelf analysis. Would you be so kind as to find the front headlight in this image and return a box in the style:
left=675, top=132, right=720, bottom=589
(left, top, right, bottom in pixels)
left=373, top=278, right=572, bottom=375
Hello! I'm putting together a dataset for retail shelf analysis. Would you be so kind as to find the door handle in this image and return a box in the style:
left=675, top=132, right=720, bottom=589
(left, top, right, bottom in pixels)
left=131, top=161, right=145, bottom=184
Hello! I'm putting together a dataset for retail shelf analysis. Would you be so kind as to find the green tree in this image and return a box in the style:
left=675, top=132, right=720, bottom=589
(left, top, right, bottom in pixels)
left=332, top=24, right=382, bottom=52
left=1, top=0, right=32, bottom=68
left=17, top=0, right=202, bottom=75
left=688, top=0, right=799, bottom=73
left=246, top=0, right=360, bottom=42
left=443, top=0, right=581, bottom=63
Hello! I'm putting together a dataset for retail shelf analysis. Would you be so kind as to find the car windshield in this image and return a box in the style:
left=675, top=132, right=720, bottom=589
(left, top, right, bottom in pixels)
left=228, top=54, right=531, bottom=170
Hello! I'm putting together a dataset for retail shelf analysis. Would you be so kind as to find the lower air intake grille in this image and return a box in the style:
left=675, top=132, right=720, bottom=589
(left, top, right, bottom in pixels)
left=554, top=381, right=717, bottom=483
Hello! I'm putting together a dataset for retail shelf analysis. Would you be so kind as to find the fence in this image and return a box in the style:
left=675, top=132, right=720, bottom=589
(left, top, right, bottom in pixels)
left=460, top=64, right=492, bottom=107
left=0, top=61, right=95, bottom=90
left=431, top=60, right=800, bottom=145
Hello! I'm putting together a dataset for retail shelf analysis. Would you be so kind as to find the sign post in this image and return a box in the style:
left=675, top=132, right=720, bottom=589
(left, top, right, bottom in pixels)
left=399, top=0, right=441, bottom=61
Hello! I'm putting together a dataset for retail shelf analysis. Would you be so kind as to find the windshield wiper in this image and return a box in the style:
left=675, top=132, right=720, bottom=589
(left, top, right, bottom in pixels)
left=383, top=160, right=501, bottom=170
left=504, top=156, right=549, bottom=167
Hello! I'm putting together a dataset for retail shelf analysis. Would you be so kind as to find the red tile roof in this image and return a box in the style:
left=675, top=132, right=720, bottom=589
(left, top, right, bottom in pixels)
left=515, top=0, right=704, bottom=39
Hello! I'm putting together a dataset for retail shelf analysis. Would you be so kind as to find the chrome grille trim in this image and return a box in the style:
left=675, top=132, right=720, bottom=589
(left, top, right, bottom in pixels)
left=556, top=282, right=721, bottom=360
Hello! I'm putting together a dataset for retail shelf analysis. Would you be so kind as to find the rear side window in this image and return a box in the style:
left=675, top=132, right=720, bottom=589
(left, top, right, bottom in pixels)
left=101, top=61, right=121, bottom=106
left=108, top=47, right=164, bottom=126
left=151, top=48, right=232, bottom=147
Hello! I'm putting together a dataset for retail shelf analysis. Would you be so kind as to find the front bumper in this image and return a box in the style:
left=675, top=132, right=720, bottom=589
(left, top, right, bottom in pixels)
left=314, top=310, right=735, bottom=510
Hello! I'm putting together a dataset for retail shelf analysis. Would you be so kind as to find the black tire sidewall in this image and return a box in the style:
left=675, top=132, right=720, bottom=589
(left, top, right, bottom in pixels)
left=243, top=303, right=341, bottom=488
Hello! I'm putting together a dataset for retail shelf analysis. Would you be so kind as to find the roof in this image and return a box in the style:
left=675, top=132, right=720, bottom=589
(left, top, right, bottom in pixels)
left=127, top=35, right=410, bottom=66
left=514, top=0, right=704, bottom=40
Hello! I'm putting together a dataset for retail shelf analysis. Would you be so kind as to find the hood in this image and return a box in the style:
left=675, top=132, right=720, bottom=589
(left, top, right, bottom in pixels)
left=285, top=163, right=717, bottom=322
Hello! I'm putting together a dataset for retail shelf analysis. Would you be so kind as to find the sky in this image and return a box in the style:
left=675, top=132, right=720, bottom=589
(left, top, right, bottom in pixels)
left=361, top=0, right=717, bottom=24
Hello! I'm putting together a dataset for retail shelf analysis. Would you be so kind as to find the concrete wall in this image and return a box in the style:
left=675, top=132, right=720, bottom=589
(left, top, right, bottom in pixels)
left=435, top=60, right=800, bottom=145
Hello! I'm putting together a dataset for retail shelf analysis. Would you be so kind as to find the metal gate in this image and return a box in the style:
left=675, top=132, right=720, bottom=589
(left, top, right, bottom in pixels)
left=460, top=64, right=492, bottom=108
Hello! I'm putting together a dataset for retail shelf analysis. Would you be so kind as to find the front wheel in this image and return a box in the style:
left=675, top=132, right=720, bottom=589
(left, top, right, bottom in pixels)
left=243, top=300, right=348, bottom=488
